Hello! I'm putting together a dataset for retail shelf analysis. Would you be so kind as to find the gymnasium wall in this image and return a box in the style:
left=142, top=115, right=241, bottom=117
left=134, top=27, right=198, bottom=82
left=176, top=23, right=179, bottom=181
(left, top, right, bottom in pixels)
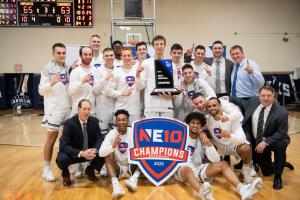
left=0, top=0, right=299, bottom=73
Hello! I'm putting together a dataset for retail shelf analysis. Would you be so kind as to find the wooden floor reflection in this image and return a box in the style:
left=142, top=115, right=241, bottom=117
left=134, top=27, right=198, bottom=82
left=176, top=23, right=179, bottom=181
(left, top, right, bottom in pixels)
left=0, top=110, right=299, bottom=200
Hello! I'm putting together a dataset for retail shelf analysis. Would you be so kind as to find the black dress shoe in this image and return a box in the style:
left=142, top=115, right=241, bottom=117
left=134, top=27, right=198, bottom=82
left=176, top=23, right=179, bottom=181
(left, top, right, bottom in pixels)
left=62, top=174, right=72, bottom=186
left=273, top=175, right=283, bottom=190
left=284, top=162, right=294, bottom=170
left=85, top=168, right=98, bottom=182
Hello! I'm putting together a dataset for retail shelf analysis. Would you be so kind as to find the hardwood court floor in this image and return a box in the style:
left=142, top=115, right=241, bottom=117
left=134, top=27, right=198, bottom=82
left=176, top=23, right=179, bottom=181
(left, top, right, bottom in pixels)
left=0, top=110, right=300, bottom=200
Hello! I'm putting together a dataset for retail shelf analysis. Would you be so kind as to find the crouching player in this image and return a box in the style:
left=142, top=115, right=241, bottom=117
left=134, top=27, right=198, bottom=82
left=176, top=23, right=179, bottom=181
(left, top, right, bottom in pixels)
left=175, top=112, right=263, bottom=200
left=99, top=109, right=141, bottom=198
left=206, top=97, right=254, bottom=183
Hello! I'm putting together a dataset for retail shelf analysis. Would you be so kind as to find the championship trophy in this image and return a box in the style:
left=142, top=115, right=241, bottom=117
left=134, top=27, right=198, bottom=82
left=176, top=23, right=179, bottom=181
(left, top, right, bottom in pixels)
left=150, top=59, right=180, bottom=95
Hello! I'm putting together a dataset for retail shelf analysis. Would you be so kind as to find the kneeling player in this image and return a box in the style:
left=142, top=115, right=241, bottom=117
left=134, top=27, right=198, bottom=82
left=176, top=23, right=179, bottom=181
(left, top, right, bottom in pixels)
left=206, top=97, right=254, bottom=183
left=175, top=112, right=263, bottom=200
left=99, top=109, right=141, bottom=198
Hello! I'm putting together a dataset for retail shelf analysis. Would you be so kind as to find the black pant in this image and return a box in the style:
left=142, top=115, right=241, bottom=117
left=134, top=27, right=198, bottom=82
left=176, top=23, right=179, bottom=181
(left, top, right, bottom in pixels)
left=253, top=141, right=288, bottom=176
left=216, top=93, right=228, bottom=98
left=56, top=152, right=105, bottom=177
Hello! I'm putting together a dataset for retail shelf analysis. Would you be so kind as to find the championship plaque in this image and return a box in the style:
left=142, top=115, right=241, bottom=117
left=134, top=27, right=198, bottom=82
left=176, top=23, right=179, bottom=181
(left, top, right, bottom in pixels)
left=150, top=59, right=180, bottom=95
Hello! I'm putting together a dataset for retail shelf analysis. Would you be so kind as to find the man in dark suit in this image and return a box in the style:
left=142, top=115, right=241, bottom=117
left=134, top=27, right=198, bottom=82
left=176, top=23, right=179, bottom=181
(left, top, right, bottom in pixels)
left=56, top=99, right=105, bottom=186
left=184, top=41, right=234, bottom=97
left=230, top=85, right=290, bottom=190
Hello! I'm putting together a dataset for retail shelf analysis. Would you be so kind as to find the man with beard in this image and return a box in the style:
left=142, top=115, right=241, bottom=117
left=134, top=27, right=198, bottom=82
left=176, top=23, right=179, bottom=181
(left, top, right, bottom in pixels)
left=69, top=46, right=96, bottom=117
left=175, top=112, right=263, bottom=200
left=206, top=97, right=254, bottom=183
left=186, top=41, right=234, bottom=97
left=192, top=92, right=243, bottom=123
left=39, top=43, right=72, bottom=182
left=99, top=109, right=141, bottom=198
left=71, top=35, right=104, bottom=70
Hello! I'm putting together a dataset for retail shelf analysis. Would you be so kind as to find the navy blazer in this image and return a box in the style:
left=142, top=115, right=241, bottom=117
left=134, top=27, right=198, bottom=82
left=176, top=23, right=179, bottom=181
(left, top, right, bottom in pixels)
left=59, top=115, right=104, bottom=159
left=230, top=96, right=290, bottom=146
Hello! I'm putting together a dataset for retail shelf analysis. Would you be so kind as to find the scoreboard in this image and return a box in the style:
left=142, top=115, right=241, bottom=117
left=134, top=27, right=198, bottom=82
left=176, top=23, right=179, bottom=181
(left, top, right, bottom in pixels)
left=0, top=0, right=93, bottom=27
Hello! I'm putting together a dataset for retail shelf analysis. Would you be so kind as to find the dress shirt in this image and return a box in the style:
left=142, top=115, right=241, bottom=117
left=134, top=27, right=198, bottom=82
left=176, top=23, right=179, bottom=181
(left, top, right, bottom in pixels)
left=230, top=58, right=265, bottom=97
left=251, top=104, right=272, bottom=139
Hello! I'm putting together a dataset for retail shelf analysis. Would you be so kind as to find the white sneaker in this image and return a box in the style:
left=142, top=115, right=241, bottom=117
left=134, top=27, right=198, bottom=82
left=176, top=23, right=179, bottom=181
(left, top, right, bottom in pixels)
left=42, top=168, right=56, bottom=182
left=125, top=177, right=138, bottom=192
left=199, top=182, right=215, bottom=200
left=242, top=166, right=253, bottom=184
left=112, top=182, right=125, bottom=198
left=74, top=163, right=84, bottom=178
left=239, top=177, right=263, bottom=200
left=100, top=166, right=108, bottom=177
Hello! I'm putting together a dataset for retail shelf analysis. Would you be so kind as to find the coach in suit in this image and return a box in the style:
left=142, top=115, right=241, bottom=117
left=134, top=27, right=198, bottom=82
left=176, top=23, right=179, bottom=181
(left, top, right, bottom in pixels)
left=231, top=85, right=290, bottom=190
left=56, top=99, right=105, bottom=186
left=184, top=40, right=233, bottom=97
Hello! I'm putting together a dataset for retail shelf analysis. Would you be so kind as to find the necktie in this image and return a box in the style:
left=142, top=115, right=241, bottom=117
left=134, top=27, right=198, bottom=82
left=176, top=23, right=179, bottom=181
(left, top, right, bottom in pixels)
left=215, top=60, right=221, bottom=94
left=231, top=63, right=240, bottom=97
left=256, top=107, right=265, bottom=145
left=82, top=122, right=88, bottom=150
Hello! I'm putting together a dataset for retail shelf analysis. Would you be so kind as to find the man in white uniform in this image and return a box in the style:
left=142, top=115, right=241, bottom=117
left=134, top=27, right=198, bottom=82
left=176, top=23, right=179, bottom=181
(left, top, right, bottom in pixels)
left=105, top=47, right=142, bottom=124
left=71, top=34, right=104, bottom=70
left=99, top=109, right=141, bottom=198
left=93, top=47, right=116, bottom=134
left=176, top=64, right=216, bottom=122
left=175, top=112, right=263, bottom=200
left=136, top=35, right=180, bottom=118
left=206, top=97, right=254, bottom=183
left=69, top=46, right=96, bottom=117
left=190, top=45, right=214, bottom=88
left=39, top=43, right=72, bottom=181
left=192, top=92, right=243, bottom=123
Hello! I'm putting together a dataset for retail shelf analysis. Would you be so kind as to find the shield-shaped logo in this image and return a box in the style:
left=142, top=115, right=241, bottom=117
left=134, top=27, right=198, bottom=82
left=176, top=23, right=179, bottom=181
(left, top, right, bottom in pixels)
left=125, top=76, right=135, bottom=87
left=129, top=118, right=189, bottom=186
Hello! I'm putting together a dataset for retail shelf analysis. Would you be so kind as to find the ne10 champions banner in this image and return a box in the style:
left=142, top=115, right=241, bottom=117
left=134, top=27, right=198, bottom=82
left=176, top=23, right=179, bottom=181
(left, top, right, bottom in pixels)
left=129, top=118, right=189, bottom=186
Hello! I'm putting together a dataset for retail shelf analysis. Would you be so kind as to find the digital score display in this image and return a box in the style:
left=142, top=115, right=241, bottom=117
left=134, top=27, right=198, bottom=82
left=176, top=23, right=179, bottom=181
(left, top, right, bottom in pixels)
left=0, top=0, right=93, bottom=27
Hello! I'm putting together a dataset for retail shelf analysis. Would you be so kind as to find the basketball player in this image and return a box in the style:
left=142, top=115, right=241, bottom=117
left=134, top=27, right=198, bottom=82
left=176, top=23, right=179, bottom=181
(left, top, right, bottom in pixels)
left=99, top=109, right=141, bottom=197
left=105, top=47, right=142, bottom=124
left=93, top=47, right=116, bottom=134
left=39, top=43, right=71, bottom=182
left=136, top=35, right=180, bottom=118
left=175, top=112, right=263, bottom=200
left=176, top=64, right=216, bottom=122
left=206, top=97, right=254, bottom=183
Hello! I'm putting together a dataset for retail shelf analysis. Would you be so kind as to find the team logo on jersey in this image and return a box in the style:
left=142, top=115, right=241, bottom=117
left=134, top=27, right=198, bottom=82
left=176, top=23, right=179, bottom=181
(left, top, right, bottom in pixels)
left=187, top=90, right=195, bottom=99
left=94, top=63, right=101, bottom=68
left=194, top=71, right=199, bottom=79
left=187, top=145, right=196, bottom=156
left=129, top=118, right=189, bottom=186
left=213, top=127, right=222, bottom=139
left=118, top=142, right=128, bottom=154
left=60, top=73, right=67, bottom=85
left=88, top=74, right=94, bottom=86
left=125, top=76, right=135, bottom=87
